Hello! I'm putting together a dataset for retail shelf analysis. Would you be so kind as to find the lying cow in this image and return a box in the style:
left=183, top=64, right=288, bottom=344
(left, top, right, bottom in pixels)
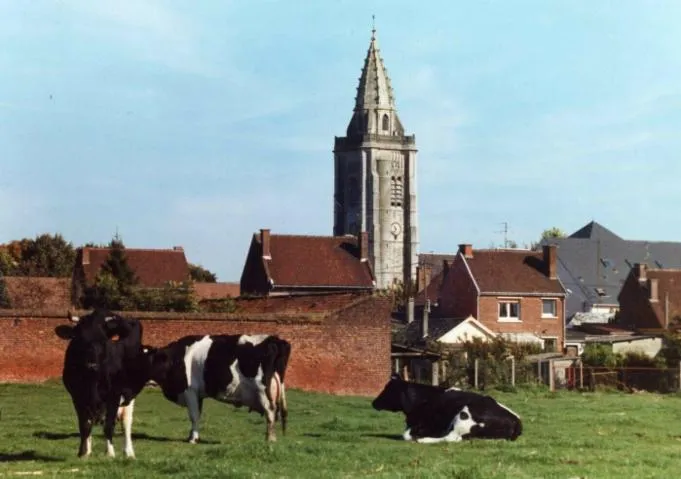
left=372, top=375, right=522, bottom=443
left=145, top=333, right=291, bottom=443
left=55, top=309, right=149, bottom=458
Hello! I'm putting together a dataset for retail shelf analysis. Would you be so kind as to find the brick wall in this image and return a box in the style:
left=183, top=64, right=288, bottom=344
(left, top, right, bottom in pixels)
left=0, top=296, right=392, bottom=396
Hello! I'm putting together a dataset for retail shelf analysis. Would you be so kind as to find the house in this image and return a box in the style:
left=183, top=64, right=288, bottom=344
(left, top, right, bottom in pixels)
left=72, top=246, right=190, bottom=299
left=542, top=221, right=681, bottom=320
left=193, top=282, right=241, bottom=300
left=438, top=244, right=567, bottom=352
left=240, top=229, right=375, bottom=296
left=617, top=263, right=681, bottom=332
left=565, top=323, right=662, bottom=358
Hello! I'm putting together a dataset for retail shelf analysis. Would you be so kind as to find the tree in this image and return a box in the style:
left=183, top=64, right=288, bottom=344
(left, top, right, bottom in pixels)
left=83, top=236, right=138, bottom=310
left=189, top=263, right=217, bottom=283
left=530, top=227, right=567, bottom=250
left=0, top=272, right=11, bottom=308
left=541, top=227, right=566, bottom=240
left=0, top=234, right=75, bottom=277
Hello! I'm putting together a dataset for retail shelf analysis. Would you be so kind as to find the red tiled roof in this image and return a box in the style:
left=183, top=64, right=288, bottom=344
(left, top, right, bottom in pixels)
left=4, top=277, right=72, bottom=310
left=465, top=249, right=564, bottom=295
left=80, top=247, right=189, bottom=287
left=194, top=282, right=240, bottom=300
left=261, top=235, right=374, bottom=289
left=233, top=292, right=371, bottom=314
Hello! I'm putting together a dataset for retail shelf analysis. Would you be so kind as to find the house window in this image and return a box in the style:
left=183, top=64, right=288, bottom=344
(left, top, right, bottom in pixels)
left=498, top=300, right=520, bottom=322
left=390, top=176, right=403, bottom=207
left=542, top=299, right=557, bottom=318
left=543, top=338, right=558, bottom=353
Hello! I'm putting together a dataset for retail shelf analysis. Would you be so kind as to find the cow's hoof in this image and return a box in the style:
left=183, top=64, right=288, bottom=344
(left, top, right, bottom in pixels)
left=187, top=437, right=199, bottom=444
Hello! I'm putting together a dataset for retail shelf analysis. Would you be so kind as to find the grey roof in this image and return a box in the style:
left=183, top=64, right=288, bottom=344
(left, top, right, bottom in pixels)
left=543, top=221, right=681, bottom=319
left=403, top=316, right=467, bottom=345
left=418, top=253, right=457, bottom=278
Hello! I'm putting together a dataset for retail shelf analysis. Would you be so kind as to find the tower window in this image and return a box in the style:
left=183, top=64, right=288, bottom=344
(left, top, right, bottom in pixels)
left=390, top=176, right=403, bottom=207
left=382, top=114, right=389, bottom=131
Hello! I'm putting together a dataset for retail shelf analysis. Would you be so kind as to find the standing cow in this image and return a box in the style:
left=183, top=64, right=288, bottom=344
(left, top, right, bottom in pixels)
left=55, top=309, right=149, bottom=458
left=372, top=375, right=522, bottom=443
left=145, top=333, right=291, bottom=443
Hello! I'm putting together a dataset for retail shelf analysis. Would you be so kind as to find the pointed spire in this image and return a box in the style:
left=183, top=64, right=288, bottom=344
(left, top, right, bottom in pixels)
left=354, top=23, right=396, bottom=112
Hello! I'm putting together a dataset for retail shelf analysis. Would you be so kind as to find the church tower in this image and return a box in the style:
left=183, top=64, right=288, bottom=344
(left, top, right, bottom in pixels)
left=333, top=27, right=419, bottom=290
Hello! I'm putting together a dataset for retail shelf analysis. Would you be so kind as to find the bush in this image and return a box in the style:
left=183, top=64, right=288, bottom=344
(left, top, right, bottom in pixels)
left=0, top=273, right=10, bottom=308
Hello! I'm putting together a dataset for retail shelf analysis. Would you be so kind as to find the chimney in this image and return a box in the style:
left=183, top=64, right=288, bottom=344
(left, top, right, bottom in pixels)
left=407, top=298, right=414, bottom=324
left=648, top=278, right=658, bottom=302
left=82, top=248, right=90, bottom=265
left=417, top=265, right=432, bottom=291
left=458, top=244, right=473, bottom=259
left=358, top=231, right=369, bottom=262
left=635, top=263, right=646, bottom=282
left=260, top=229, right=271, bottom=259
left=543, top=244, right=557, bottom=279
left=422, top=300, right=430, bottom=338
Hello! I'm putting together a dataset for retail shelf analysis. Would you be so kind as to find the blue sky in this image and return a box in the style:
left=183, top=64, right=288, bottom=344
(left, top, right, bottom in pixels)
left=2, top=1, right=681, bottom=281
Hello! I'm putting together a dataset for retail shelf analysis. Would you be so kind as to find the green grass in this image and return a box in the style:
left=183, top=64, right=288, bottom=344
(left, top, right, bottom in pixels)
left=1, top=383, right=681, bottom=478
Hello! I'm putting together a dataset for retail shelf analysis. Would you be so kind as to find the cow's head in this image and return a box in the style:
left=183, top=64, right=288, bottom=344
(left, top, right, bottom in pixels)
left=55, top=309, right=132, bottom=372
left=372, top=374, right=408, bottom=412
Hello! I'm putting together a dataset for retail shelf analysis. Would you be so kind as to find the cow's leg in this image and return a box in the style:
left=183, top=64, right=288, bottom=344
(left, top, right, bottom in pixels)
left=120, top=400, right=136, bottom=459
left=262, top=379, right=278, bottom=442
left=76, top=409, right=93, bottom=458
left=184, top=390, right=202, bottom=444
left=103, top=400, right=119, bottom=457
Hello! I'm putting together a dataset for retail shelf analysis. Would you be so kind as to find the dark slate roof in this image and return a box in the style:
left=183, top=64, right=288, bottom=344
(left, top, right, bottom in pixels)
left=414, top=270, right=444, bottom=306
left=260, top=234, right=375, bottom=289
left=465, top=249, right=565, bottom=295
left=543, top=221, right=681, bottom=318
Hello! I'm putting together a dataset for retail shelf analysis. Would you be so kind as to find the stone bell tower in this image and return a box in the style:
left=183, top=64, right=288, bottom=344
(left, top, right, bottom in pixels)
left=333, top=27, right=419, bottom=290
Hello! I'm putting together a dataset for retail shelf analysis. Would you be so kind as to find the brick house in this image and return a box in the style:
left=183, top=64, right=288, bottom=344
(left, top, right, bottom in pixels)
left=617, top=263, right=681, bottom=332
left=438, top=244, right=567, bottom=351
left=240, top=229, right=375, bottom=296
left=72, top=246, right=190, bottom=301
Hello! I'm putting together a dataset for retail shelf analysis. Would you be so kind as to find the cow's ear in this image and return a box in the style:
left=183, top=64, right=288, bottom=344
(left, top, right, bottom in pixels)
left=55, top=325, right=74, bottom=340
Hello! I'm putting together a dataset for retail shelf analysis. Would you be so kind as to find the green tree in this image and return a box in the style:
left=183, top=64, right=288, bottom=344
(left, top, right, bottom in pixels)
left=541, top=227, right=566, bottom=240
left=0, top=272, right=11, bottom=308
left=1, top=234, right=76, bottom=277
left=189, top=263, right=217, bottom=282
left=83, top=236, right=138, bottom=310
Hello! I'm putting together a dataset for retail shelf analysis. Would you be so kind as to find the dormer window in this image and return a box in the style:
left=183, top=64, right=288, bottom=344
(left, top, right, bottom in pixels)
left=382, top=113, right=389, bottom=131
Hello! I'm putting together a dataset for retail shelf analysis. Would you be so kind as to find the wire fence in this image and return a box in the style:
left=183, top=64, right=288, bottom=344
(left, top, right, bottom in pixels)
left=441, top=358, right=681, bottom=393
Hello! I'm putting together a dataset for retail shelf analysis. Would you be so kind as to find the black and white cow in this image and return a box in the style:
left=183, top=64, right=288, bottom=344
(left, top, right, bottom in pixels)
left=55, top=309, right=150, bottom=458
left=372, top=375, right=522, bottom=443
left=146, top=333, right=291, bottom=443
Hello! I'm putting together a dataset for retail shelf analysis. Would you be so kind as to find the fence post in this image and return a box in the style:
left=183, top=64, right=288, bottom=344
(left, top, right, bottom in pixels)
left=511, top=356, right=516, bottom=387
left=537, top=360, right=542, bottom=383
left=549, top=359, right=555, bottom=392
left=579, top=360, right=584, bottom=390
left=474, top=358, right=479, bottom=389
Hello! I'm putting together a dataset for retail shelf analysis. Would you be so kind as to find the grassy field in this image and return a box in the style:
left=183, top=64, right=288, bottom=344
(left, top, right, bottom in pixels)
left=1, top=383, right=681, bottom=478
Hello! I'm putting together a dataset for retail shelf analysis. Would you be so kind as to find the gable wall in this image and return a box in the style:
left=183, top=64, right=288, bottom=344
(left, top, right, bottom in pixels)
left=438, top=256, right=478, bottom=317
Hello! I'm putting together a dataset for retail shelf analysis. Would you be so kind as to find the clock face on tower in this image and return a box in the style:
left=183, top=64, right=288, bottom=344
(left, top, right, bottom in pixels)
left=390, top=222, right=402, bottom=238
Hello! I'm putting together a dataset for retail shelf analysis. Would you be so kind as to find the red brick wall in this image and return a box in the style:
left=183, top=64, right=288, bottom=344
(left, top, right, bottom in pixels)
left=0, top=296, right=392, bottom=396
left=478, top=295, right=565, bottom=349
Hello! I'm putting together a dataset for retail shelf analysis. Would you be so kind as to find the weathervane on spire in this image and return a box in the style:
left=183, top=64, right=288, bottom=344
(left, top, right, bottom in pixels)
left=371, top=14, right=376, bottom=39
